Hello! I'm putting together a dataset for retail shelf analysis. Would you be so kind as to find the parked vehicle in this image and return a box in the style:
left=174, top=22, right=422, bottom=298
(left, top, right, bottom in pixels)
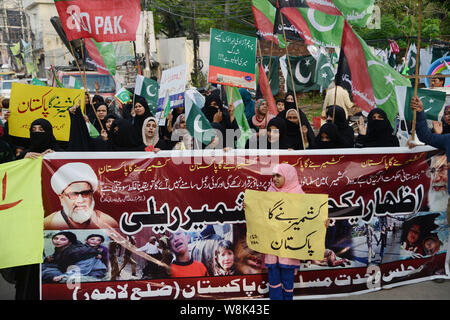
left=49, top=66, right=116, bottom=97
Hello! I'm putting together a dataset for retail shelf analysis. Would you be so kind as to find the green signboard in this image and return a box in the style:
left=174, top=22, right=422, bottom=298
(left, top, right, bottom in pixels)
left=208, top=28, right=257, bottom=90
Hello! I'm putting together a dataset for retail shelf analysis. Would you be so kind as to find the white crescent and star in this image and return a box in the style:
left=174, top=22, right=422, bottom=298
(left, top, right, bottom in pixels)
left=146, top=84, right=156, bottom=97
left=367, top=60, right=395, bottom=106
left=193, top=114, right=209, bottom=134
left=307, top=8, right=338, bottom=32
left=295, top=60, right=311, bottom=84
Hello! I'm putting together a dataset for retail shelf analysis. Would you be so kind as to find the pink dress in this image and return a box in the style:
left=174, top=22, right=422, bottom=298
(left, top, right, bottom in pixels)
left=264, top=163, right=304, bottom=268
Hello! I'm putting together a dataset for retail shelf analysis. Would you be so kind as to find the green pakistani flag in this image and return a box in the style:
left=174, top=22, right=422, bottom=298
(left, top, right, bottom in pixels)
left=135, top=75, right=159, bottom=115
left=314, top=48, right=335, bottom=92
left=115, top=87, right=132, bottom=104
left=296, top=8, right=345, bottom=47
left=262, top=56, right=279, bottom=96
left=286, top=55, right=319, bottom=93
left=406, top=44, right=417, bottom=77
left=396, top=86, right=446, bottom=122
left=185, top=89, right=216, bottom=146
left=357, top=33, right=411, bottom=125
left=225, top=86, right=253, bottom=148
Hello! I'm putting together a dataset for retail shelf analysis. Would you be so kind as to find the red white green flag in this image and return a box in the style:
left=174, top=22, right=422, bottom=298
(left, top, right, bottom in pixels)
left=251, top=0, right=286, bottom=48
left=54, top=0, right=141, bottom=42
left=84, top=38, right=116, bottom=76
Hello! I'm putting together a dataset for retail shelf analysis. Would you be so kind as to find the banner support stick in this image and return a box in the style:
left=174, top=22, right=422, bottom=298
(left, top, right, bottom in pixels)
left=279, top=12, right=305, bottom=150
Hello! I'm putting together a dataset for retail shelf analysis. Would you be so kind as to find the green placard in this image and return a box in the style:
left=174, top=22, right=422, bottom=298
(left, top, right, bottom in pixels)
left=208, top=28, right=257, bottom=90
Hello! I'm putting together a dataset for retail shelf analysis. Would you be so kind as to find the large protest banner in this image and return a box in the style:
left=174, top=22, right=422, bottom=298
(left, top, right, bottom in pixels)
left=208, top=28, right=257, bottom=90
left=54, top=0, right=141, bottom=42
left=8, top=83, right=85, bottom=141
left=40, top=147, right=449, bottom=300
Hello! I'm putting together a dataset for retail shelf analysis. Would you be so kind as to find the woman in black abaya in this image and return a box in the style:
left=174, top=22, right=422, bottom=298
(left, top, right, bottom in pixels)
left=356, top=108, right=399, bottom=148
left=19, top=118, right=63, bottom=159
left=325, top=105, right=355, bottom=148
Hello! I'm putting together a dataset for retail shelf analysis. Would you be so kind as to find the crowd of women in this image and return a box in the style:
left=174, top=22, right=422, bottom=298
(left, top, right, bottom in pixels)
left=0, top=85, right=408, bottom=161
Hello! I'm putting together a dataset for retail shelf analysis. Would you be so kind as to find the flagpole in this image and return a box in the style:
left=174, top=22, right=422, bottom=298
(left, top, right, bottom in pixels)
left=279, top=11, right=305, bottom=150
left=411, top=0, right=422, bottom=141
left=67, top=39, right=104, bottom=131
left=267, top=41, right=274, bottom=80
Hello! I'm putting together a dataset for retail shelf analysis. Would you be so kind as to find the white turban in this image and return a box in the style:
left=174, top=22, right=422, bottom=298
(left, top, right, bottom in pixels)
left=51, top=162, right=98, bottom=195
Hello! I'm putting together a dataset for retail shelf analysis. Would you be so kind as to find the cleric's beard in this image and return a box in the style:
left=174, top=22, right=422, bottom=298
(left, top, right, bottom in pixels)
left=428, top=188, right=448, bottom=212
left=63, top=200, right=95, bottom=224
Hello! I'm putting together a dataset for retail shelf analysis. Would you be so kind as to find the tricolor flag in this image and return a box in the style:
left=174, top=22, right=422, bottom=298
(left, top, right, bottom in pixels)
left=257, top=61, right=278, bottom=115
left=84, top=38, right=116, bottom=76
left=115, top=87, right=132, bottom=104
left=184, top=89, right=216, bottom=146
left=396, top=86, right=446, bottom=122
left=0, top=158, right=44, bottom=269
left=225, top=86, right=254, bottom=148
left=251, top=0, right=287, bottom=48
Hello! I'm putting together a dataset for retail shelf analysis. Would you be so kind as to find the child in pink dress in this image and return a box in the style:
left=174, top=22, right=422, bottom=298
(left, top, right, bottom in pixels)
left=264, top=163, right=303, bottom=300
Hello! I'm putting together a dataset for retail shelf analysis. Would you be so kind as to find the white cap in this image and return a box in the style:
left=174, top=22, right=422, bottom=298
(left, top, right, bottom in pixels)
left=50, top=162, right=98, bottom=195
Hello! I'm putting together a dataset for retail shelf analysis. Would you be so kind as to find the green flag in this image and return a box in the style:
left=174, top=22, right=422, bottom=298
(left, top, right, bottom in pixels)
left=51, top=67, right=64, bottom=88
left=162, top=90, right=171, bottom=118
left=396, top=86, right=446, bottom=122
left=286, top=55, right=319, bottom=93
left=357, top=34, right=411, bottom=125
left=185, top=89, right=216, bottom=146
left=68, top=76, right=82, bottom=89
left=314, top=48, right=335, bottom=91
left=226, top=86, right=253, bottom=148
left=31, top=77, right=46, bottom=86
left=262, top=56, right=279, bottom=96
left=135, top=75, right=159, bottom=115
left=115, top=87, right=132, bottom=104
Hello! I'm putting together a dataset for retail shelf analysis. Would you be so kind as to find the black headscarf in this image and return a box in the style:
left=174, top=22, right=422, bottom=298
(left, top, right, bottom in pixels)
left=326, top=105, right=354, bottom=148
left=314, top=123, right=340, bottom=149
left=284, top=109, right=315, bottom=150
left=92, top=103, right=108, bottom=133
left=109, top=118, right=146, bottom=151
left=132, top=95, right=153, bottom=135
left=284, top=91, right=297, bottom=111
left=202, top=89, right=224, bottom=123
left=28, top=118, right=61, bottom=153
left=357, top=108, right=399, bottom=147
left=266, top=117, right=289, bottom=149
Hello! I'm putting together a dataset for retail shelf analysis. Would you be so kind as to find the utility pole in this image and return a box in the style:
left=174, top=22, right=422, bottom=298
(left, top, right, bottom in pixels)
left=144, top=0, right=151, bottom=77
left=191, top=0, right=199, bottom=86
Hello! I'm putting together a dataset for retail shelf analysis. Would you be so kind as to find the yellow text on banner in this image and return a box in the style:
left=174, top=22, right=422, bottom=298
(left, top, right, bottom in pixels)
left=0, top=158, right=44, bottom=269
left=8, top=83, right=85, bottom=141
left=244, top=189, right=328, bottom=260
